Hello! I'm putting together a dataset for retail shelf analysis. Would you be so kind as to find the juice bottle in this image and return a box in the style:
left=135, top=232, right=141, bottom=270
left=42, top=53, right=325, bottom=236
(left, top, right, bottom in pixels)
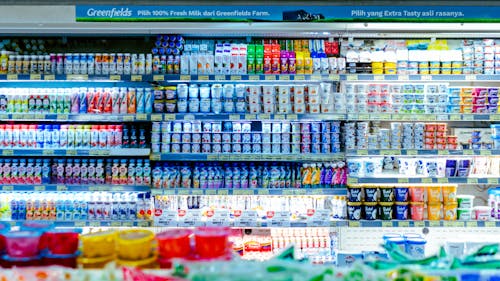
left=33, top=159, right=42, bottom=184
left=0, top=51, right=8, bottom=74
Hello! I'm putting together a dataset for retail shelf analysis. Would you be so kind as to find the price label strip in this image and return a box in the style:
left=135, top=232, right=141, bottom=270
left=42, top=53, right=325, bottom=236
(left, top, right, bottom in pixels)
left=206, top=210, right=229, bottom=227
left=269, top=211, right=291, bottom=227
left=307, top=209, right=331, bottom=227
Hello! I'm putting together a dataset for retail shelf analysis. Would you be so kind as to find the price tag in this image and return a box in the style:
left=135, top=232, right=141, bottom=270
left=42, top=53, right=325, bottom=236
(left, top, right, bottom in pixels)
left=490, top=114, right=500, bottom=121
left=449, top=114, right=461, bottom=121
left=310, top=75, right=322, bottom=80
left=274, top=114, right=285, bottom=120
left=180, top=75, right=191, bottom=81
left=150, top=114, right=163, bottom=121
left=74, top=221, right=86, bottom=227
left=463, top=115, right=474, bottom=121
left=485, top=221, right=496, bottom=227
left=373, top=75, right=384, bottom=81
left=150, top=154, right=161, bottom=161
left=488, top=178, right=499, bottom=184
left=177, top=190, right=190, bottom=195
left=56, top=185, right=68, bottom=191
left=122, top=222, right=133, bottom=227
left=467, top=178, right=479, bottom=184
left=30, top=74, right=41, bottom=80
left=347, top=178, right=358, bottom=185
left=406, top=150, right=417, bottom=156
left=438, top=150, right=449, bottom=155
left=89, top=221, right=100, bottom=227
left=258, top=114, right=270, bottom=120
left=153, top=75, right=164, bottom=81
left=34, top=114, right=46, bottom=119
left=358, top=114, right=370, bottom=120
left=164, top=114, right=175, bottom=121
left=286, top=114, right=298, bottom=120
left=421, top=75, right=432, bottom=81
left=265, top=75, right=276, bottom=80
left=382, top=221, right=393, bottom=227
left=328, top=74, right=340, bottom=81
left=34, top=185, right=46, bottom=191
left=257, top=189, right=269, bottom=195
left=462, top=150, right=474, bottom=155
left=235, top=210, right=258, bottom=227
left=44, top=74, right=55, bottom=80
left=231, top=75, right=242, bottom=81
left=122, top=115, right=134, bottom=122
left=480, top=150, right=492, bottom=156
left=206, top=155, right=218, bottom=161
left=217, top=190, right=229, bottom=195
left=295, top=75, right=306, bottom=80
left=111, top=221, right=121, bottom=227
left=138, top=221, right=150, bottom=227
left=357, top=150, right=368, bottom=156
left=412, top=221, right=424, bottom=228
left=398, top=221, right=410, bottom=227
left=214, top=75, right=225, bottom=80
left=436, top=114, right=448, bottom=121
left=57, top=114, right=68, bottom=120
left=136, top=114, right=147, bottom=120
left=179, top=210, right=203, bottom=227
left=348, top=221, right=360, bottom=227
left=398, top=75, right=409, bottom=81
left=269, top=211, right=290, bottom=227
left=233, top=190, right=254, bottom=196
left=2, top=186, right=13, bottom=191
left=398, top=178, right=409, bottom=183
left=229, top=114, right=240, bottom=120
left=111, top=186, right=124, bottom=192
left=67, top=74, right=88, bottom=80
left=7, top=74, right=18, bottom=80
left=279, top=75, right=290, bottom=81
left=66, top=150, right=77, bottom=156
left=282, top=190, right=295, bottom=196
left=131, top=75, right=142, bottom=81
left=307, top=209, right=331, bottom=227
left=239, top=114, right=254, bottom=120
left=466, top=221, right=478, bottom=227
left=249, top=75, right=260, bottom=81
left=183, top=114, right=195, bottom=121
left=2, top=150, right=13, bottom=156
left=109, top=75, right=121, bottom=81
left=437, top=178, right=449, bottom=183
left=205, top=190, right=217, bottom=195
left=0, top=114, right=8, bottom=120
left=206, top=210, right=229, bottom=227
left=465, top=74, right=477, bottom=81
left=421, top=178, right=432, bottom=184
left=429, top=221, right=441, bottom=227
left=198, top=75, right=209, bottom=81
left=43, top=149, right=54, bottom=156
left=346, top=74, right=358, bottom=81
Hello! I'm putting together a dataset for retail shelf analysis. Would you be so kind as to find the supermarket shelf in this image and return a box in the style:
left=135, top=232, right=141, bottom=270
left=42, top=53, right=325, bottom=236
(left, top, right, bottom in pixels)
left=151, top=188, right=347, bottom=196
left=150, top=113, right=346, bottom=121
left=150, top=153, right=344, bottom=162
left=346, top=149, right=499, bottom=156
left=348, top=177, right=499, bottom=185
left=153, top=220, right=500, bottom=228
left=0, top=184, right=150, bottom=192
left=0, top=113, right=150, bottom=122
left=8, top=220, right=152, bottom=227
left=0, top=148, right=150, bottom=157
left=4, top=73, right=500, bottom=83
left=347, top=113, right=497, bottom=122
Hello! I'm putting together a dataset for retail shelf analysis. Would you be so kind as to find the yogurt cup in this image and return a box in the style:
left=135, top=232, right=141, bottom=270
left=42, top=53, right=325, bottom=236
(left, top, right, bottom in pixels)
left=410, top=202, right=425, bottom=221
left=410, top=187, right=425, bottom=202
left=379, top=202, right=394, bottom=220
left=395, top=202, right=409, bottom=220
left=394, top=187, right=409, bottom=202
left=474, top=206, right=491, bottom=221
left=427, top=203, right=442, bottom=221
left=347, top=187, right=363, bottom=202
left=363, top=186, right=378, bottom=202
left=457, top=208, right=472, bottom=220
left=405, top=237, right=426, bottom=258
left=379, top=187, right=394, bottom=202
left=442, top=185, right=457, bottom=203
left=363, top=203, right=378, bottom=220
left=457, top=195, right=475, bottom=209
left=347, top=202, right=362, bottom=220
left=443, top=202, right=458, bottom=221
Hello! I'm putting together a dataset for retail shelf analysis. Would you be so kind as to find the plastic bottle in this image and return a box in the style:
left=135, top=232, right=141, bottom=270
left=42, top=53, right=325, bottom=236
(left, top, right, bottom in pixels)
left=111, top=159, right=120, bottom=185
left=11, top=159, right=19, bottom=184
left=143, top=161, right=151, bottom=187
left=64, top=159, right=73, bottom=184
left=82, top=125, right=91, bottom=149
left=152, top=163, right=162, bottom=188
left=118, top=159, right=127, bottom=185
left=249, top=163, right=258, bottom=189
left=262, top=164, right=270, bottom=189
left=90, top=125, right=99, bottom=148
left=88, top=159, right=96, bottom=184
left=18, top=159, right=26, bottom=184
left=199, top=164, right=208, bottom=189
left=51, top=124, right=60, bottom=148
left=135, top=159, right=143, bottom=185
left=33, top=159, right=42, bottom=184
left=180, top=164, right=191, bottom=188
left=127, top=159, right=135, bottom=185
left=232, top=163, right=241, bottom=189
left=139, top=129, right=147, bottom=148
left=73, top=159, right=81, bottom=184
left=80, top=159, right=88, bottom=185
left=129, top=127, right=137, bottom=148
left=96, top=159, right=105, bottom=184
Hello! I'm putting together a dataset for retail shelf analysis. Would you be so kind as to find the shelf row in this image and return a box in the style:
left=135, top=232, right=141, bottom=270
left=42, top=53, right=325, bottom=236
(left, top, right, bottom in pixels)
left=5, top=220, right=152, bottom=227
left=346, top=149, right=500, bottom=156
left=154, top=219, right=500, bottom=228
left=348, top=177, right=499, bottom=184
left=0, top=148, right=150, bottom=157
left=0, top=184, right=151, bottom=192
left=0, top=113, right=496, bottom=122
left=1, top=74, right=500, bottom=82
left=150, top=153, right=344, bottom=162
left=151, top=188, right=347, bottom=196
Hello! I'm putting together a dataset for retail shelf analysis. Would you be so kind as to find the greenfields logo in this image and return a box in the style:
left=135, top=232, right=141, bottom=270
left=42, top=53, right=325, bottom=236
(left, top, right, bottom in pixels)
left=85, top=7, right=133, bottom=18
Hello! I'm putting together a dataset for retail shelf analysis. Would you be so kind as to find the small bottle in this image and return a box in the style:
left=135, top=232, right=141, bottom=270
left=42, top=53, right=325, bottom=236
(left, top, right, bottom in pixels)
left=127, top=159, right=135, bottom=185
left=80, top=159, right=89, bottom=185
left=135, top=159, right=143, bottom=185
left=143, top=160, right=151, bottom=186
left=111, top=159, right=120, bottom=185
left=72, top=159, right=81, bottom=184
left=119, top=159, right=128, bottom=185
left=88, top=159, right=96, bottom=184
left=95, top=159, right=105, bottom=184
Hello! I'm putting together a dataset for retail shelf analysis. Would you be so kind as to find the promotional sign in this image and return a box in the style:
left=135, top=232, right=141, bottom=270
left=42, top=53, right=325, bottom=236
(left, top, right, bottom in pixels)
left=76, top=5, right=500, bottom=22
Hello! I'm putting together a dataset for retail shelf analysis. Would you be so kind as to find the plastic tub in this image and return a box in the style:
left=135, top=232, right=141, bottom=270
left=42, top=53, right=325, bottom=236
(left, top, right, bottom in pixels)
left=194, top=227, right=230, bottom=259
left=405, top=237, right=426, bottom=258
left=474, top=206, right=491, bottom=221
left=45, top=229, right=81, bottom=255
left=347, top=202, right=362, bottom=220
left=117, top=255, right=158, bottom=269
left=457, top=195, right=475, bottom=209
left=386, top=237, right=405, bottom=252
left=410, top=187, right=425, bottom=202
left=410, top=202, right=425, bottom=221
left=77, top=255, right=114, bottom=269
left=80, top=230, right=116, bottom=258
left=363, top=186, right=378, bottom=202
left=427, top=186, right=442, bottom=203
left=42, top=252, right=79, bottom=268
left=156, top=229, right=192, bottom=259
left=116, top=230, right=155, bottom=261
left=442, top=185, right=457, bottom=203
left=379, top=187, right=394, bottom=202
left=363, top=203, right=378, bottom=220
left=20, top=221, right=54, bottom=251
left=457, top=208, right=472, bottom=220
left=443, top=203, right=458, bottom=221
left=427, top=203, right=442, bottom=221
left=347, top=186, right=363, bottom=202
left=395, top=202, right=409, bottom=220
left=379, top=202, right=393, bottom=220
left=382, top=233, right=401, bottom=241
left=394, top=187, right=409, bottom=202
left=4, top=231, right=41, bottom=258
left=0, top=222, right=11, bottom=254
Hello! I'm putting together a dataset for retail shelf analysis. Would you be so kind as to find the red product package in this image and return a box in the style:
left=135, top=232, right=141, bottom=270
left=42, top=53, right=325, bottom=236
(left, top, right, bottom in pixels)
left=122, top=267, right=186, bottom=281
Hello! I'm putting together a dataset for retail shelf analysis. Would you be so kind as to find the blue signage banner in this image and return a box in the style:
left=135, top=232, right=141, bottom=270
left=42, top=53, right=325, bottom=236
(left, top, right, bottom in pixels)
left=75, top=5, right=500, bottom=22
